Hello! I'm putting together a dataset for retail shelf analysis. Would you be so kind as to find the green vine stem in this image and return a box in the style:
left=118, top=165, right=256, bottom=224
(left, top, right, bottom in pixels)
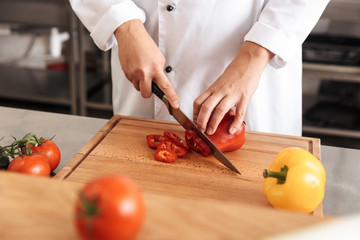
left=263, top=165, right=289, bottom=184
left=0, top=133, right=53, bottom=158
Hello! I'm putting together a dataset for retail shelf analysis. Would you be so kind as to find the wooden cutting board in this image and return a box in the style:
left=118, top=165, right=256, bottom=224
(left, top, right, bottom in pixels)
left=0, top=172, right=329, bottom=240
left=55, top=115, right=323, bottom=217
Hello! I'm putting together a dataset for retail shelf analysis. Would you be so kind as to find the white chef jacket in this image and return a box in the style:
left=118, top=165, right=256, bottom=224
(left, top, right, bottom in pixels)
left=70, top=0, right=329, bottom=136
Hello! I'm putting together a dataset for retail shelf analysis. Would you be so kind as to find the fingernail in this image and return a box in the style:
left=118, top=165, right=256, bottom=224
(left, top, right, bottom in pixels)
left=229, top=127, right=236, bottom=135
left=206, top=127, right=213, bottom=135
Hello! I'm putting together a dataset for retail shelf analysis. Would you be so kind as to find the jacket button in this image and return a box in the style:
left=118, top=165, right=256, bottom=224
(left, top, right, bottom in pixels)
left=165, top=66, right=172, bottom=73
left=166, top=5, right=174, bottom=11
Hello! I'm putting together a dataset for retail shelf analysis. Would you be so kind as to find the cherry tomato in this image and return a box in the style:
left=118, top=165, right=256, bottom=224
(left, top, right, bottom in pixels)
left=157, top=140, right=187, bottom=157
left=7, top=155, right=51, bottom=177
left=154, top=149, right=178, bottom=163
left=146, top=135, right=166, bottom=149
left=185, top=129, right=212, bottom=157
left=75, top=175, right=145, bottom=240
left=27, top=139, right=61, bottom=171
left=163, top=131, right=189, bottom=150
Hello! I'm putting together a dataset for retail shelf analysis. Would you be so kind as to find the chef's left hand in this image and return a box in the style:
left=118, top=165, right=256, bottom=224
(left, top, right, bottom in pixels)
left=193, top=41, right=274, bottom=135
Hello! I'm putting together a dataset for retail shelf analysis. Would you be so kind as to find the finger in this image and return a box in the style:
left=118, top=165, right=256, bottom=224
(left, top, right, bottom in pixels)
left=206, top=96, right=234, bottom=135
left=229, top=98, right=248, bottom=134
left=193, top=91, right=211, bottom=124
left=154, top=71, right=179, bottom=108
left=139, top=76, right=152, bottom=98
left=196, top=94, right=223, bottom=132
left=131, top=78, right=141, bottom=91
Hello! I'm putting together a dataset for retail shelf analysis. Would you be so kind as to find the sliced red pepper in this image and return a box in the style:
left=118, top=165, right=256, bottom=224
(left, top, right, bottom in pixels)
left=196, top=141, right=212, bottom=157
left=163, top=131, right=189, bottom=150
left=154, top=149, right=177, bottom=163
left=157, top=140, right=187, bottom=157
left=184, top=129, right=198, bottom=151
left=146, top=135, right=166, bottom=149
left=185, top=129, right=212, bottom=157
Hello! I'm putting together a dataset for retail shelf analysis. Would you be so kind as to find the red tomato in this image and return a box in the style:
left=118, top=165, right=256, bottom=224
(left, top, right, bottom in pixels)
left=157, top=140, right=187, bottom=157
left=163, top=131, right=189, bottom=150
left=7, top=155, right=51, bottom=177
left=75, top=175, right=145, bottom=240
left=27, top=139, right=61, bottom=171
left=185, top=129, right=212, bottom=157
left=154, top=148, right=178, bottom=163
left=146, top=135, right=166, bottom=149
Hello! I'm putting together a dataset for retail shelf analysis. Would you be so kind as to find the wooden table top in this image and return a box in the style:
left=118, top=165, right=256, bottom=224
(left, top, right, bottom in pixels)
left=0, top=115, right=329, bottom=239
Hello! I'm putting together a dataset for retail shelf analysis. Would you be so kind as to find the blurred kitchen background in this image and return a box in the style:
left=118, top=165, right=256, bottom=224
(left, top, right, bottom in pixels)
left=0, top=0, right=359, bottom=149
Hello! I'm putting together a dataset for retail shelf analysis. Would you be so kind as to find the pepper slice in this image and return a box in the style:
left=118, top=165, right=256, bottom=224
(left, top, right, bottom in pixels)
left=157, top=140, right=187, bottom=157
left=185, top=129, right=212, bottom=157
left=163, top=131, right=189, bottom=151
left=146, top=135, right=166, bottom=149
left=154, top=149, right=177, bottom=163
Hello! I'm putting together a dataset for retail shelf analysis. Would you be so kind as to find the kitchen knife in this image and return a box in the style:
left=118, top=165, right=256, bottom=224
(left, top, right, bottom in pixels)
left=152, top=82, right=241, bottom=174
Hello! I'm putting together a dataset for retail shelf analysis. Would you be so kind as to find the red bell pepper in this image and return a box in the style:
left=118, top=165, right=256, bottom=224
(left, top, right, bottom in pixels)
left=163, top=131, right=189, bottom=150
left=147, top=131, right=188, bottom=163
left=157, top=140, right=187, bottom=157
left=154, top=149, right=177, bottom=163
left=146, top=135, right=166, bottom=149
left=185, top=129, right=212, bottom=157
left=206, top=109, right=245, bottom=152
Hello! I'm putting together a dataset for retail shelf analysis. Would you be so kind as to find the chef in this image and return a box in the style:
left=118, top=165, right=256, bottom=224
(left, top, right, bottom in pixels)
left=69, top=0, right=329, bottom=136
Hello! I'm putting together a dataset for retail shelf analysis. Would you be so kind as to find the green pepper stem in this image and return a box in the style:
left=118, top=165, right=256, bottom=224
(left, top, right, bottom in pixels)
left=263, top=165, right=288, bottom=184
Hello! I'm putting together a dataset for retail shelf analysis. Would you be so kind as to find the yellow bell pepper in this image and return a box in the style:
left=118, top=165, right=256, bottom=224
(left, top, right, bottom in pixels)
left=263, top=147, right=326, bottom=213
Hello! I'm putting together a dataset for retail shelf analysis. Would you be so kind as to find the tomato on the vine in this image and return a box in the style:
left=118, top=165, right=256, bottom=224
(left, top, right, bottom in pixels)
left=75, top=175, right=145, bottom=240
left=27, top=139, right=61, bottom=171
left=7, top=155, right=51, bottom=177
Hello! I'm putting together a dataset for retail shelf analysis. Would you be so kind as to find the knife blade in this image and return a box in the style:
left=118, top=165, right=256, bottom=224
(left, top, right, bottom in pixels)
left=152, top=82, right=241, bottom=174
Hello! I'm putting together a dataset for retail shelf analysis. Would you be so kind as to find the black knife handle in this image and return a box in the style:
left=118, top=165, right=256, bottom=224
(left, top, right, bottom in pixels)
left=151, top=82, right=165, bottom=100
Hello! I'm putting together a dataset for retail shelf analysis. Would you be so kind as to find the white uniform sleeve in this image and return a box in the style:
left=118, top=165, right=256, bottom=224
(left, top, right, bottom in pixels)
left=244, top=0, right=330, bottom=68
left=69, top=0, right=146, bottom=51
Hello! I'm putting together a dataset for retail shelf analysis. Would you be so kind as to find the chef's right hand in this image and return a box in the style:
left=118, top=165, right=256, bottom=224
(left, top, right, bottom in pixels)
left=114, top=19, right=179, bottom=109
